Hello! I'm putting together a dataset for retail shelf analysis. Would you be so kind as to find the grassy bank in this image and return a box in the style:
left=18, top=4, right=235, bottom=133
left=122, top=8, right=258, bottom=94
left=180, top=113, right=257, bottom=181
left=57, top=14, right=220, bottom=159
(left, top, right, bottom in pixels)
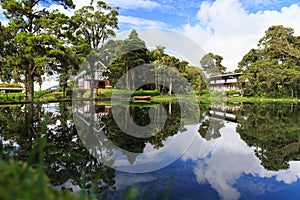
left=0, top=91, right=71, bottom=104
left=1, top=89, right=300, bottom=104
left=226, top=96, right=300, bottom=103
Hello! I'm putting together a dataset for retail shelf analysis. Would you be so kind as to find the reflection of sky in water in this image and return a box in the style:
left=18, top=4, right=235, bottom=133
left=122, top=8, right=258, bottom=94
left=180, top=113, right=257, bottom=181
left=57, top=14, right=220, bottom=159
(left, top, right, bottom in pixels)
left=112, top=124, right=198, bottom=173
left=105, top=121, right=300, bottom=200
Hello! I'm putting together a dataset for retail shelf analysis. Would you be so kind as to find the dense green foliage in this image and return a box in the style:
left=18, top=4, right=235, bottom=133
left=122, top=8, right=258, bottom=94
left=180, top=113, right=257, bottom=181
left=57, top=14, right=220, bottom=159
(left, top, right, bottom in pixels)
left=236, top=103, right=300, bottom=171
left=0, top=159, right=85, bottom=200
left=98, top=32, right=207, bottom=94
left=0, top=103, right=116, bottom=196
left=0, top=83, right=22, bottom=88
left=0, top=92, right=24, bottom=101
left=0, top=0, right=118, bottom=101
left=237, top=25, right=300, bottom=98
left=200, top=52, right=227, bottom=76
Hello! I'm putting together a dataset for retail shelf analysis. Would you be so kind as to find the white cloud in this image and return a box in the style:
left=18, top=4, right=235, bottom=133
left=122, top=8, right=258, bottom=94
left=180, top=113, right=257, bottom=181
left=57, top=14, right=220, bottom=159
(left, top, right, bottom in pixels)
left=182, top=122, right=300, bottom=200
left=119, top=16, right=167, bottom=29
left=47, top=0, right=160, bottom=16
left=48, top=4, right=74, bottom=16
left=104, top=0, right=160, bottom=10
left=181, top=0, right=300, bottom=71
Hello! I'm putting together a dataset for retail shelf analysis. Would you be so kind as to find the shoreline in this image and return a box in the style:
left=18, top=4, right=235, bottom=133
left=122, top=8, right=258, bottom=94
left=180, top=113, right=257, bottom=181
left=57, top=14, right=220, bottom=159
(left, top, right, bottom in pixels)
left=0, top=95, right=299, bottom=105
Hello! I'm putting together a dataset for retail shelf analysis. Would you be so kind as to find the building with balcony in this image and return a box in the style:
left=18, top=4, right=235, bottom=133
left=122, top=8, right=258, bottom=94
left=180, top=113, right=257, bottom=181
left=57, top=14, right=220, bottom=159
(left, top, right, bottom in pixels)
left=209, top=73, right=242, bottom=91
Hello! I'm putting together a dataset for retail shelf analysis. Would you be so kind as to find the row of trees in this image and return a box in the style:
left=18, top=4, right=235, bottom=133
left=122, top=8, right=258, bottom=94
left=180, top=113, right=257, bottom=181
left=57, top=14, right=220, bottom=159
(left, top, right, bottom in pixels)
left=0, top=0, right=118, bottom=101
left=1, top=0, right=207, bottom=100
left=95, top=30, right=207, bottom=94
left=237, top=25, right=300, bottom=98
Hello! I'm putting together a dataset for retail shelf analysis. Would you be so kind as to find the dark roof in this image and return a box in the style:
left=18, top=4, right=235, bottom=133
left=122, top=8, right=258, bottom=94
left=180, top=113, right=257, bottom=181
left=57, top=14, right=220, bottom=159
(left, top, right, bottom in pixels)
left=210, top=72, right=243, bottom=79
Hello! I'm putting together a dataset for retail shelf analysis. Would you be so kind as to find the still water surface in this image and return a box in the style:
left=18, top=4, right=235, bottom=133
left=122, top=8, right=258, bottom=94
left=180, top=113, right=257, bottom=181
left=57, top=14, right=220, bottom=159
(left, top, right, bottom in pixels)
left=0, top=101, right=300, bottom=200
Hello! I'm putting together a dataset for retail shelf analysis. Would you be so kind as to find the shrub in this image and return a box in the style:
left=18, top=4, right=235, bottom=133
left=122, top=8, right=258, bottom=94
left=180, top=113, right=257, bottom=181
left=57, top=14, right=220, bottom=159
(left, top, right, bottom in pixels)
left=226, top=90, right=241, bottom=96
left=132, top=89, right=160, bottom=96
left=0, top=159, right=85, bottom=200
left=0, top=93, right=25, bottom=101
left=200, top=89, right=210, bottom=95
left=0, top=83, right=23, bottom=88
left=34, top=90, right=50, bottom=98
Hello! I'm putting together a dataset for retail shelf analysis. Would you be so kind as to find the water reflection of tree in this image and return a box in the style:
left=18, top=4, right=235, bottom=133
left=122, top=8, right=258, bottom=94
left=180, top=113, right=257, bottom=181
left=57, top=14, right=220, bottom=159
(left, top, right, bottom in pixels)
left=100, top=102, right=183, bottom=153
left=236, top=103, right=300, bottom=171
left=0, top=104, right=40, bottom=160
left=0, top=103, right=116, bottom=194
left=198, top=104, right=224, bottom=140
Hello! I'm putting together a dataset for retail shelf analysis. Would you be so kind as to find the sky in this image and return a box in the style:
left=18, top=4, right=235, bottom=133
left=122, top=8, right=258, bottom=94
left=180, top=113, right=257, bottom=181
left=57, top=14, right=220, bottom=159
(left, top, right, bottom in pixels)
left=1, top=0, right=300, bottom=72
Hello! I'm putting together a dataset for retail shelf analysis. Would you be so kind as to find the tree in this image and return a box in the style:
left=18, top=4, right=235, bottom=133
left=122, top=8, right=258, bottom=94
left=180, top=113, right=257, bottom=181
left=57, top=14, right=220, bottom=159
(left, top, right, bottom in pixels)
left=72, top=1, right=119, bottom=97
left=236, top=103, right=300, bottom=171
left=258, top=25, right=300, bottom=65
left=105, top=30, right=148, bottom=89
left=185, top=66, right=207, bottom=92
left=200, top=52, right=227, bottom=76
left=39, top=10, right=86, bottom=96
left=0, top=23, right=9, bottom=82
left=72, top=1, right=119, bottom=49
left=0, top=0, right=75, bottom=101
left=238, top=25, right=300, bottom=98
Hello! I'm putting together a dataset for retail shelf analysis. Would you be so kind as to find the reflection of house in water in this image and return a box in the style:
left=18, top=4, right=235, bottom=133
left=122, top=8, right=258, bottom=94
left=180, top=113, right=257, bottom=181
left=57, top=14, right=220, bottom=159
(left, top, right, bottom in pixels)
left=76, top=61, right=112, bottom=90
left=95, top=105, right=111, bottom=116
left=209, top=73, right=242, bottom=91
left=209, top=104, right=241, bottom=123
left=76, top=104, right=111, bottom=122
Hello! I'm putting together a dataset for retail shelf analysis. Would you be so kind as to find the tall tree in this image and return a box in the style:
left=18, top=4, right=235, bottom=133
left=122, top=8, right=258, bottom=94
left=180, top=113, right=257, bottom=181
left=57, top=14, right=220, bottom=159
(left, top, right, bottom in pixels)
left=238, top=25, right=300, bottom=98
left=0, top=0, right=75, bottom=101
left=200, top=52, right=227, bottom=76
left=72, top=1, right=119, bottom=49
left=105, top=30, right=148, bottom=89
left=39, top=10, right=86, bottom=96
left=72, top=1, right=119, bottom=98
left=185, top=66, right=207, bottom=92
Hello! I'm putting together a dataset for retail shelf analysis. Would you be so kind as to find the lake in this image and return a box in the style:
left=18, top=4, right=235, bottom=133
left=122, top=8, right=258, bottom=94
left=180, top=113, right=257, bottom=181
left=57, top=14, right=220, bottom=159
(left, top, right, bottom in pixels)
left=0, top=101, right=300, bottom=200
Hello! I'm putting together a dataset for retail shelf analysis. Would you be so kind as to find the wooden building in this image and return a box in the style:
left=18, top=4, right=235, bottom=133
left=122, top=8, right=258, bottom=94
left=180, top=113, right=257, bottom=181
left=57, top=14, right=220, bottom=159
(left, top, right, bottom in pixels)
left=76, top=61, right=112, bottom=90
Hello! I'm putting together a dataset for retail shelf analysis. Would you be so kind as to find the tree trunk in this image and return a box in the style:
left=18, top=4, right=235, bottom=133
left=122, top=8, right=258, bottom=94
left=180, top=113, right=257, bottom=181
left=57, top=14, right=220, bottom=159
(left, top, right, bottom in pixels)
left=26, top=103, right=36, bottom=137
left=27, top=72, right=34, bottom=102
left=131, top=70, right=135, bottom=90
left=168, top=78, right=173, bottom=96
left=198, top=77, right=201, bottom=96
left=126, top=65, right=129, bottom=90
left=90, top=69, right=95, bottom=99
left=62, top=86, right=66, bottom=98
left=168, top=101, right=172, bottom=115
left=24, top=70, right=28, bottom=100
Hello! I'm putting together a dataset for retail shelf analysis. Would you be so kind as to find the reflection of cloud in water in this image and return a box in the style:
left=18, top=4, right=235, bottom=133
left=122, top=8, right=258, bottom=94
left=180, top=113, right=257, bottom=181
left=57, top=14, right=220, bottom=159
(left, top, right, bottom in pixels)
left=115, top=173, right=157, bottom=189
left=112, top=124, right=198, bottom=173
left=182, top=122, right=300, bottom=200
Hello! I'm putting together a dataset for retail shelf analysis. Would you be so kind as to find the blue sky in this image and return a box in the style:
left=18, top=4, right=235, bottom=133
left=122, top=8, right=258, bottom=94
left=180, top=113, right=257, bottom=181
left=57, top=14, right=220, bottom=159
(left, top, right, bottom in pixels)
left=1, top=0, right=300, bottom=70
left=102, top=0, right=300, bottom=31
left=94, top=0, right=300, bottom=70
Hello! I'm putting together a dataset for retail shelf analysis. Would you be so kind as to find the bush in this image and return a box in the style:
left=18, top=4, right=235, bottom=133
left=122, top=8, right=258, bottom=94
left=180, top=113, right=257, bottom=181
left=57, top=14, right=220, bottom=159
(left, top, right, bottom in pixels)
left=132, top=89, right=160, bottom=96
left=199, top=89, right=210, bottom=96
left=0, top=93, right=25, bottom=101
left=34, top=90, right=50, bottom=98
left=0, top=83, right=23, bottom=88
left=0, top=159, right=85, bottom=200
left=226, top=90, right=241, bottom=96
